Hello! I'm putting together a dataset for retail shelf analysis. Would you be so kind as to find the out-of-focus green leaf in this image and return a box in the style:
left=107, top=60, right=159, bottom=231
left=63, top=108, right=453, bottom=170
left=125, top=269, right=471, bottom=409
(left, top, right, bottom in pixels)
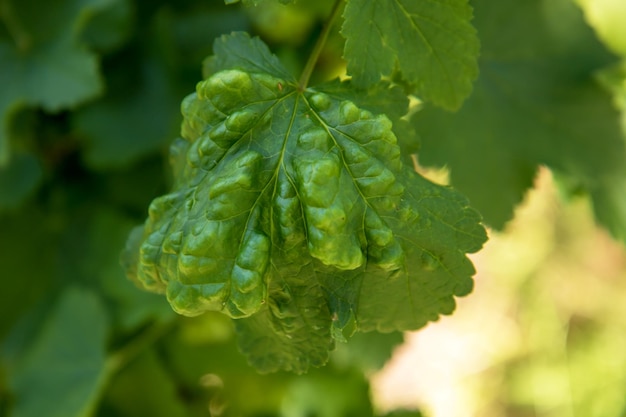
left=332, top=331, right=404, bottom=373
left=341, top=0, right=479, bottom=110
left=171, top=8, right=249, bottom=69
left=414, top=0, right=626, bottom=238
left=73, top=5, right=182, bottom=170
left=281, top=370, right=374, bottom=417
left=73, top=49, right=179, bottom=169
left=577, top=0, right=626, bottom=57
left=379, top=410, right=425, bottom=417
left=0, top=0, right=109, bottom=166
left=125, top=32, right=486, bottom=372
left=161, top=314, right=290, bottom=414
left=102, top=349, right=187, bottom=417
left=225, top=0, right=296, bottom=6
left=78, top=0, right=133, bottom=53
left=245, top=0, right=315, bottom=46
left=0, top=152, right=41, bottom=210
left=6, top=287, right=109, bottom=417
left=90, top=209, right=174, bottom=330
left=589, top=175, right=626, bottom=243
left=0, top=208, right=57, bottom=339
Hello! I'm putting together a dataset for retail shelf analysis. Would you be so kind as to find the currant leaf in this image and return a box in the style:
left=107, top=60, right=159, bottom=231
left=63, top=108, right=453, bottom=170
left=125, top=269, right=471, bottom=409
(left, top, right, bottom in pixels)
left=341, top=0, right=480, bottom=110
left=125, top=32, right=486, bottom=372
left=414, top=0, right=626, bottom=239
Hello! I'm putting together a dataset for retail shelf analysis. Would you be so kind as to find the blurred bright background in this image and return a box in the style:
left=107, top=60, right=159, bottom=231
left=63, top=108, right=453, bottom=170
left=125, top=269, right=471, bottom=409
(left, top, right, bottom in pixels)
left=372, top=167, right=626, bottom=417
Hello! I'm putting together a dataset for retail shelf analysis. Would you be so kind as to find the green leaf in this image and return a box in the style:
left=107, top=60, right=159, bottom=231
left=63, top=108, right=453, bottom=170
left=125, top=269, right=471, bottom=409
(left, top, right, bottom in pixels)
left=589, top=175, right=626, bottom=243
left=414, top=0, right=626, bottom=235
left=577, top=0, right=626, bottom=57
left=72, top=208, right=174, bottom=331
left=125, top=32, right=486, bottom=372
left=203, top=31, right=295, bottom=80
left=280, top=370, right=374, bottom=417
left=73, top=55, right=179, bottom=169
left=225, top=0, right=295, bottom=5
left=0, top=208, right=57, bottom=339
left=234, top=268, right=334, bottom=374
left=73, top=8, right=185, bottom=169
left=77, top=0, right=133, bottom=53
left=5, top=287, right=109, bottom=417
left=341, top=0, right=479, bottom=110
left=316, top=79, right=420, bottom=160
left=0, top=0, right=107, bottom=166
left=332, top=331, right=404, bottom=372
left=321, top=171, right=484, bottom=333
left=0, top=152, right=42, bottom=211
left=103, top=349, right=187, bottom=417
left=380, top=411, right=425, bottom=417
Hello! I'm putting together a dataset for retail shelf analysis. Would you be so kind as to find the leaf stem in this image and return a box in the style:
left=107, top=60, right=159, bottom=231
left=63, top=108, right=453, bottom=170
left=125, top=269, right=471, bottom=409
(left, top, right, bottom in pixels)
left=298, top=0, right=344, bottom=91
left=105, top=319, right=175, bottom=374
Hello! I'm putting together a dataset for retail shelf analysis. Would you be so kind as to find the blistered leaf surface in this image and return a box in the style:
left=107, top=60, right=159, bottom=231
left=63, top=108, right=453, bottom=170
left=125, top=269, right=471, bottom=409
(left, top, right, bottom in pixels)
left=126, top=32, right=486, bottom=372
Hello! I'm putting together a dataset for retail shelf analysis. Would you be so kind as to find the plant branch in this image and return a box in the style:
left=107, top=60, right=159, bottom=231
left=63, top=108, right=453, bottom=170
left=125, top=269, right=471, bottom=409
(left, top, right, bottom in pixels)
left=298, top=0, right=344, bottom=91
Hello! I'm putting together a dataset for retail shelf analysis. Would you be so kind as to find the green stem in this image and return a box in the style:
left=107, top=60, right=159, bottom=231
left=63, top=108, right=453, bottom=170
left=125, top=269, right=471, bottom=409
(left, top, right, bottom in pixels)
left=105, top=320, right=175, bottom=374
left=298, top=0, right=344, bottom=91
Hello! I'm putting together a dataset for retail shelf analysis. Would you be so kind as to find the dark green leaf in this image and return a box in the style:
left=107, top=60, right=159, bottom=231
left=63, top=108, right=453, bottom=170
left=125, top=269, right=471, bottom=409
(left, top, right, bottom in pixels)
left=73, top=56, right=179, bottom=169
left=280, top=370, right=374, bottom=417
left=0, top=0, right=106, bottom=165
left=235, top=269, right=334, bottom=374
left=380, top=410, right=425, bottom=417
left=102, top=350, right=187, bottom=417
left=332, top=331, right=404, bottom=372
left=414, top=0, right=626, bottom=235
left=0, top=152, right=41, bottom=211
left=0, top=208, right=57, bottom=339
left=78, top=0, right=133, bottom=53
left=6, top=287, right=109, bottom=417
left=341, top=0, right=479, bottom=110
left=225, top=0, right=296, bottom=6
left=75, top=208, right=174, bottom=331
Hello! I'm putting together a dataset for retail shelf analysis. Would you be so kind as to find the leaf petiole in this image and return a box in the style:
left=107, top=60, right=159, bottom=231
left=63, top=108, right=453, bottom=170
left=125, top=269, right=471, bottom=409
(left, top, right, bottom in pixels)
left=297, top=0, right=344, bottom=91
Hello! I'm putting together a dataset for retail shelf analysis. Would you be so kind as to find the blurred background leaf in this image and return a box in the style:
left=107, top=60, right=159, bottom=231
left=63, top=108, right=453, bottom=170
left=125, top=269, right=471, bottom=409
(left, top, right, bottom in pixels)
left=3, top=287, right=109, bottom=417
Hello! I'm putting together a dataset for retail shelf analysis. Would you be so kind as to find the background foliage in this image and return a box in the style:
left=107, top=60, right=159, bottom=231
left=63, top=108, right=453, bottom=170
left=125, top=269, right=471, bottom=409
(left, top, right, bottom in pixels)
left=1, top=0, right=625, bottom=416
